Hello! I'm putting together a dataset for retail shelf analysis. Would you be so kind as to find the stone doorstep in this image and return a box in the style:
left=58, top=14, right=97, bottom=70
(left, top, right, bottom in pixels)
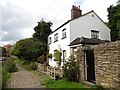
left=82, top=81, right=95, bottom=88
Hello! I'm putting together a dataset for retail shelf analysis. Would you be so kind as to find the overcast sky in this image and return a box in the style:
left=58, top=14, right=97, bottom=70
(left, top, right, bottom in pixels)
left=0, top=0, right=117, bottom=46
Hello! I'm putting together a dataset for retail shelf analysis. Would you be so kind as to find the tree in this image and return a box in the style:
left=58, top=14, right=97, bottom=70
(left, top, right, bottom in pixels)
left=107, top=3, right=120, bottom=41
left=117, top=0, right=120, bottom=4
left=11, top=38, right=34, bottom=60
left=33, top=19, right=52, bottom=43
left=12, top=19, right=53, bottom=62
left=28, top=41, right=46, bottom=61
left=11, top=38, right=47, bottom=61
left=32, top=19, right=52, bottom=60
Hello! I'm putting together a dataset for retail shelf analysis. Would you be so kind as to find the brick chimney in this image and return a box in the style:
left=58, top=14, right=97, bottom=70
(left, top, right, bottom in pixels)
left=71, top=5, right=82, bottom=20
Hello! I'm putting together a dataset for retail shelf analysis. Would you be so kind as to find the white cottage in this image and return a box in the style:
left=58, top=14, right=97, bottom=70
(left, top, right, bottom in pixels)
left=48, top=5, right=111, bottom=67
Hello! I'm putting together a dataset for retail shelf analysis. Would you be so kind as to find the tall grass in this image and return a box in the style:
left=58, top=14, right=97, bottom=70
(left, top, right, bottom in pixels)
left=15, top=58, right=37, bottom=71
left=2, top=57, right=18, bottom=87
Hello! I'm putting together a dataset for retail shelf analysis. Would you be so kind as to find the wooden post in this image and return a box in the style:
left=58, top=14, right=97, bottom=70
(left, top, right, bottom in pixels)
left=48, top=66, right=50, bottom=77
left=54, top=68, right=56, bottom=80
left=48, top=66, right=50, bottom=76
left=51, top=67, right=52, bottom=78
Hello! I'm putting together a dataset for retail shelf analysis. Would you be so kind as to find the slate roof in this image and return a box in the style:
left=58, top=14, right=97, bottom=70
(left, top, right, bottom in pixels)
left=69, top=37, right=110, bottom=46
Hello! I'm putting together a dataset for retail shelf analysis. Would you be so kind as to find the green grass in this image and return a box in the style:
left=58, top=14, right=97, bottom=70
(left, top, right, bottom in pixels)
left=31, top=70, right=85, bottom=89
left=2, top=69, right=11, bottom=87
left=30, top=70, right=52, bottom=85
left=2, top=57, right=18, bottom=88
left=15, top=58, right=37, bottom=71
left=46, top=79, right=85, bottom=88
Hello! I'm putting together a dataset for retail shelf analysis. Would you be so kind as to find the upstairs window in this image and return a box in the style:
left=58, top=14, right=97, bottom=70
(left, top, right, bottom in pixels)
left=62, top=28, right=66, bottom=39
left=54, top=33, right=58, bottom=42
left=91, top=30, right=99, bottom=39
left=48, top=37, right=52, bottom=44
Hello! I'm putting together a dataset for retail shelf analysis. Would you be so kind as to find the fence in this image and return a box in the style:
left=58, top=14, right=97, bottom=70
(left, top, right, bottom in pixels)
left=37, top=63, right=47, bottom=74
left=37, top=63, right=63, bottom=80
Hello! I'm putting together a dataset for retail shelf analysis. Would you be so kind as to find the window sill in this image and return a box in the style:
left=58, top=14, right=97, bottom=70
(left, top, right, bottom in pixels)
left=62, top=37, right=67, bottom=40
left=54, top=40, right=58, bottom=43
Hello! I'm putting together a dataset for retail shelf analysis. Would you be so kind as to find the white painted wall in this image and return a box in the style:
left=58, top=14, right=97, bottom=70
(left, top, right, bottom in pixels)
left=48, top=23, right=70, bottom=67
left=70, top=11, right=111, bottom=42
left=48, top=11, right=111, bottom=67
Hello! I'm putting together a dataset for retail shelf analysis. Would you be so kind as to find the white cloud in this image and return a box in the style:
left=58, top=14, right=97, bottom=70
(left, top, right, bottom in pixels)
left=3, top=31, right=8, bottom=35
left=0, top=40, right=15, bottom=47
left=0, top=0, right=7, bottom=7
left=22, top=27, right=35, bottom=38
left=81, top=0, right=117, bottom=21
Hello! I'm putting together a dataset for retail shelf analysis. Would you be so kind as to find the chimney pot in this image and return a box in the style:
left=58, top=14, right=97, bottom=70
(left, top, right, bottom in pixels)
left=71, top=5, right=82, bottom=20
left=78, top=5, right=80, bottom=9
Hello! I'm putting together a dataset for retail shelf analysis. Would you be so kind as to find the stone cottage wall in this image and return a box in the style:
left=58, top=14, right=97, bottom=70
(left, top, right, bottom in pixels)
left=77, top=46, right=86, bottom=82
left=94, top=41, right=120, bottom=89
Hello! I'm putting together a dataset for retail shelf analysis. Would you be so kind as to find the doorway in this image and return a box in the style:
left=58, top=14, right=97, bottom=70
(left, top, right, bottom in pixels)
left=85, top=50, right=95, bottom=83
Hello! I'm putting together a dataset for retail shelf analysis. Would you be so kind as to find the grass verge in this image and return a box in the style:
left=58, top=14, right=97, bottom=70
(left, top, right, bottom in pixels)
left=31, top=70, right=85, bottom=89
left=2, top=57, right=18, bottom=88
left=15, top=58, right=37, bottom=71
left=47, top=79, right=85, bottom=88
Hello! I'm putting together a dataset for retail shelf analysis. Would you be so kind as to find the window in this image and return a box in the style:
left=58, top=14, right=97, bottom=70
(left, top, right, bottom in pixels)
left=91, top=30, right=99, bottom=39
left=54, top=33, right=58, bottom=42
left=62, top=28, right=66, bottom=39
left=63, top=50, right=66, bottom=64
left=48, top=37, right=52, bottom=44
left=63, top=50, right=66, bottom=59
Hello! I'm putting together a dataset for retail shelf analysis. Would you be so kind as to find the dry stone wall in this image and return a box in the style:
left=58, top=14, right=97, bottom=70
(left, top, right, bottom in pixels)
left=94, top=41, right=120, bottom=89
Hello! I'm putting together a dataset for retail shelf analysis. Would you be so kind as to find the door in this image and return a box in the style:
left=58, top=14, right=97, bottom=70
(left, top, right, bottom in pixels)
left=63, top=50, right=66, bottom=65
left=86, top=50, right=95, bottom=83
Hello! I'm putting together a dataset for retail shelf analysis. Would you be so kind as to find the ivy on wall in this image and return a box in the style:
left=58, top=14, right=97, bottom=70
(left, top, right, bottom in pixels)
left=54, top=49, right=62, bottom=67
left=47, top=53, right=52, bottom=59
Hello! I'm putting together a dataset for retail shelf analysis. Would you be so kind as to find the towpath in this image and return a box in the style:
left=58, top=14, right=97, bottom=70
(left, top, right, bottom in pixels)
left=6, top=64, right=45, bottom=88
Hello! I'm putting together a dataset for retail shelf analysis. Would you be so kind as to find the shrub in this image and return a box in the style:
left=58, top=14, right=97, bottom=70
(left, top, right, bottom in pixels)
left=37, top=55, right=46, bottom=64
left=30, top=62, right=37, bottom=70
left=3, top=57, right=18, bottom=73
left=47, top=53, right=52, bottom=58
left=2, top=69, right=11, bottom=87
left=63, top=55, right=79, bottom=82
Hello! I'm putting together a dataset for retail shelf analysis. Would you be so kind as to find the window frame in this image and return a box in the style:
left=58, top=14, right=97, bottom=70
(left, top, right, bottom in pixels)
left=54, top=33, right=58, bottom=42
left=91, top=30, right=99, bottom=39
left=62, top=28, right=67, bottom=39
left=48, top=37, right=52, bottom=44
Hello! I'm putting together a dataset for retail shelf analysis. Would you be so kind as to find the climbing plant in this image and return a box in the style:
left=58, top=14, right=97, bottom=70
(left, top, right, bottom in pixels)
left=47, top=53, right=52, bottom=59
left=63, top=55, right=79, bottom=82
left=54, top=49, right=62, bottom=67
